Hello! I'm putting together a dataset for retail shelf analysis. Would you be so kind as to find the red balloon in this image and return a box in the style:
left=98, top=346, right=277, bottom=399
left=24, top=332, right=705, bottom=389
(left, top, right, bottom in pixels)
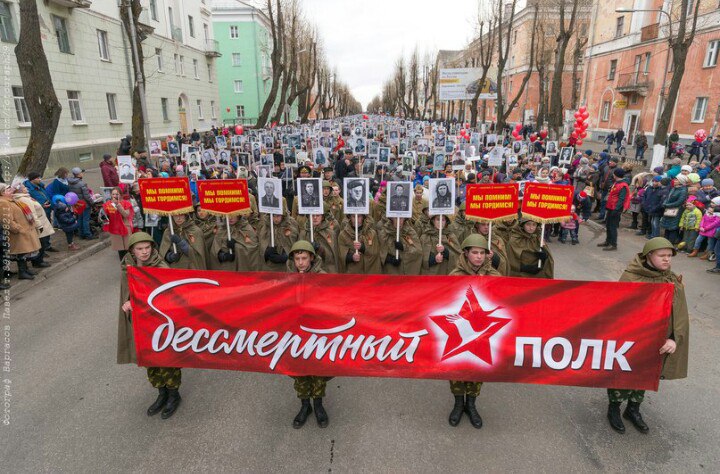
left=580, top=131, right=587, bottom=139
left=571, top=131, right=579, bottom=139
left=574, top=112, right=581, bottom=120
left=226, top=107, right=231, bottom=113
left=465, top=123, right=470, bottom=129
left=530, top=133, right=537, bottom=142
left=363, top=114, right=369, bottom=120
left=576, top=139, right=583, bottom=146
left=581, top=111, right=590, bottom=120
left=234, top=125, right=244, bottom=135
left=539, top=130, right=548, bottom=139
left=578, top=106, right=587, bottom=113
left=581, top=122, right=589, bottom=130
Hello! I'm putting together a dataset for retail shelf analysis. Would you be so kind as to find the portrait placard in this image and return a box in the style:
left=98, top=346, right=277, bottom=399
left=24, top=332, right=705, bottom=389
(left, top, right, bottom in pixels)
left=297, top=178, right=323, bottom=215
left=258, top=177, right=283, bottom=214
left=428, top=178, right=456, bottom=215
left=343, top=178, right=370, bottom=215
left=386, top=181, right=413, bottom=219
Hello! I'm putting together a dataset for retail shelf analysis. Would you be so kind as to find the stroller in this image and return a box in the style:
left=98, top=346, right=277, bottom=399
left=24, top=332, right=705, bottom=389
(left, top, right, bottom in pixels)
left=670, top=142, right=685, bottom=160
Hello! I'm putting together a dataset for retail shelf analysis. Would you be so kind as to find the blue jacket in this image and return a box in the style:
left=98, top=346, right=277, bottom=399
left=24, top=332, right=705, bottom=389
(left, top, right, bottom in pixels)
left=46, top=178, right=70, bottom=199
left=24, top=180, right=50, bottom=206
left=642, top=185, right=665, bottom=216
left=573, top=193, right=592, bottom=220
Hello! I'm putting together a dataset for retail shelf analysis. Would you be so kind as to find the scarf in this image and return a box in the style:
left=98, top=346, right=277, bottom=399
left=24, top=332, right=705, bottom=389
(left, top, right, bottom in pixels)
left=13, top=197, right=35, bottom=224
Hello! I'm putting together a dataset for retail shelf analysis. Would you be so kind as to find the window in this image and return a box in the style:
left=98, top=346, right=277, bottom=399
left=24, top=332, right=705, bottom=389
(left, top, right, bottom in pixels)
left=149, top=0, right=158, bottom=21
left=230, top=25, right=239, bottom=39
left=0, top=2, right=17, bottom=43
left=232, top=53, right=241, bottom=66
left=644, top=52, right=651, bottom=74
left=196, top=100, right=203, bottom=119
left=601, top=101, right=610, bottom=121
left=692, top=97, right=709, bottom=122
left=188, top=15, right=195, bottom=38
left=179, top=55, right=185, bottom=75
left=513, top=30, right=517, bottom=45
left=686, top=0, right=695, bottom=15
left=193, top=59, right=199, bottom=79
left=630, top=93, right=638, bottom=105
left=704, top=40, right=719, bottom=68
left=168, top=7, right=174, bottom=28
left=53, top=15, right=71, bottom=53
left=174, top=53, right=179, bottom=74
left=203, top=23, right=209, bottom=41
left=615, top=16, right=624, bottom=38
left=97, top=30, right=110, bottom=61
left=236, top=105, right=245, bottom=118
left=161, top=98, right=169, bottom=121
left=207, top=61, right=213, bottom=82
left=234, top=80, right=244, bottom=93
left=608, top=59, right=617, bottom=80
left=211, top=100, right=216, bottom=119
left=12, top=86, right=30, bottom=124
left=106, top=93, right=118, bottom=121
left=156, top=48, right=163, bottom=72
left=67, top=91, right=84, bottom=123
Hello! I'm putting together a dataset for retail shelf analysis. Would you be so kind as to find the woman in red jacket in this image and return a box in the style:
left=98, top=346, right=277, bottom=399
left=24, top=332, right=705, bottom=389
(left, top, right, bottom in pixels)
left=103, top=187, right=134, bottom=259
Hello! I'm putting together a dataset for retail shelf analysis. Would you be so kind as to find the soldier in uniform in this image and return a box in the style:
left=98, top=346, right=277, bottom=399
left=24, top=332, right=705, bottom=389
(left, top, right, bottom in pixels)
left=446, top=234, right=501, bottom=428
left=493, top=217, right=517, bottom=243
left=192, top=205, right=218, bottom=266
left=411, top=184, right=428, bottom=224
left=299, top=204, right=341, bottom=273
left=286, top=241, right=332, bottom=428
left=421, top=214, right=461, bottom=275
left=118, top=232, right=182, bottom=419
left=159, top=213, right=207, bottom=270
left=259, top=212, right=299, bottom=271
left=209, top=215, right=261, bottom=271
left=381, top=217, right=422, bottom=275
left=323, top=179, right=345, bottom=224
left=606, top=237, right=689, bottom=434
left=338, top=214, right=384, bottom=274
left=449, top=202, right=475, bottom=243
left=506, top=218, right=554, bottom=278
left=471, top=221, right=510, bottom=275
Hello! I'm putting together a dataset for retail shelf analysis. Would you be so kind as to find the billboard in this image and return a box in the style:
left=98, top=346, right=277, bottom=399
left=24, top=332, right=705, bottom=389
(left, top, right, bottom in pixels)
left=438, top=68, right=496, bottom=101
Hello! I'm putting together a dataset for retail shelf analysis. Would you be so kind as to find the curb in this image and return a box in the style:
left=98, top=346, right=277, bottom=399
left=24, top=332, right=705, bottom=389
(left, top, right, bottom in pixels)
left=9, top=238, right=110, bottom=300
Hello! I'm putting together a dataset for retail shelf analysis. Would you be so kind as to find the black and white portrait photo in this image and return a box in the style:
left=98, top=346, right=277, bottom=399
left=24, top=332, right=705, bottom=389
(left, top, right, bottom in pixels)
left=187, top=152, right=201, bottom=171
left=386, top=181, right=412, bottom=218
left=388, top=130, right=399, bottom=145
left=417, top=138, right=430, bottom=154
left=429, top=178, right=456, bottom=215
left=258, top=177, right=282, bottom=214
left=231, top=135, right=243, bottom=148
left=368, top=140, right=380, bottom=158
left=435, top=132, right=446, bottom=148
left=218, top=149, right=231, bottom=165
left=559, top=147, right=574, bottom=166
left=149, top=140, right=162, bottom=157
left=261, top=154, right=274, bottom=166
left=202, top=149, right=217, bottom=166
left=433, top=152, right=446, bottom=171
left=362, top=159, right=376, bottom=177
left=354, top=137, right=366, bottom=154
left=343, top=178, right=370, bottom=215
left=263, top=135, right=274, bottom=149
left=297, top=178, right=323, bottom=215
left=237, top=153, right=250, bottom=168
left=288, top=134, right=302, bottom=150
left=118, top=155, right=136, bottom=184
left=546, top=141, right=558, bottom=155
left=314, top=148, right=328, bottom=168
left=512, top=140, right=522, bottom=154
left=451, top=152, right=465, bottom=170
left=256, top=165, right=273, bottom=179
left=445, top=139, right=455, bottom=154
left=167, top=141, right=180, bottom=156
left=378, top=147, right=391, bottom=165
left=215, top=135, right=227, bottom=149
left=402, top=153, right=415, bottom=171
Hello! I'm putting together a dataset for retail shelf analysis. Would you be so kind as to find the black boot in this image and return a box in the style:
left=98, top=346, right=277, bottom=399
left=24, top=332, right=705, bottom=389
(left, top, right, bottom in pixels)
left=31, top=259, right=51, bottom=268
left=313, top=398, right=329, bottom=428
left=448, top=395, right=464, bottom=426
left=464, top=396, right=483, bottom=429
left=292, top=399, right=312, bottom=429
left=160, top=388, right=181, bottom=419
left=607, top=402, right=625, bottom=433
left=17, top=261, right=35, bottom=280
left=623, top=401, right=649, bottom=433
left=147, top=387, right=168, bottom=416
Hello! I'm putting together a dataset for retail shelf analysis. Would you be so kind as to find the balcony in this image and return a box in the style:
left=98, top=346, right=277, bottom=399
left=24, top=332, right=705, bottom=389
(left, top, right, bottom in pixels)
left=137, top=8, right=155, bottom=37
left=47, top=0, right=91, bottom=7
left=616, top=73, right=652, bottom=96
left=641, top=23, right=659, bottom=42
left=204, top=39, right=221, bottom=58
left=171, top=26, right=183, bottom=43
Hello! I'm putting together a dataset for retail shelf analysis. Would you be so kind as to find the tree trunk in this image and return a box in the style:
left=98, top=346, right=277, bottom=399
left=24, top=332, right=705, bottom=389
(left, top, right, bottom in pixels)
left=654, top=46, right=688, bottom=146
left=120, top=0, right=146, bottom=152
left=256, top=0, right=283, bottom=128
left=15, top=0, right=62, bottom=177
left=548, top=39, right=570, bottom=137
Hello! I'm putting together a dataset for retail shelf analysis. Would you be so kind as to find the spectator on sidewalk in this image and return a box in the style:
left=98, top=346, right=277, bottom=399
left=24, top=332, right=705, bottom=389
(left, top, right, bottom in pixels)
left=598, top=168, right=630, bottom=251
left=100, top=154, right=120, bottom=187
left=0, top=184, right=42, bottom=280
left=68, top=167, right=97, bottom=240
left=52, top=195, right=79, bottom=251
left=24, top=172, right=52, bottom=221
left=635, top=130, right=648, bottom=162
left=615, top=128, right=625, bottom=155
left=642, top=176, right=665, bottom=239
left=678, top=200, right=703, bottom=253
left=596, top=157, right=619, bottom=221
left=103, top=187, right=135, bottom=260
left=660, top=175, right=689, bottom=244
left=13, top=183, right=54, bottom=266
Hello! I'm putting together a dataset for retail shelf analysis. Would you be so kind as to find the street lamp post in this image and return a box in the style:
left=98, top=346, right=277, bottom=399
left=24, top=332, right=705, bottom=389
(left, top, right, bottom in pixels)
left=615, top=7, right=671, bottom=170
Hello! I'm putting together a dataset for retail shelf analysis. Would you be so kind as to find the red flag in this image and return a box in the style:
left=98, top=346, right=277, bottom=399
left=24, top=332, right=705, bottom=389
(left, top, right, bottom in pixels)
left=521, top=183, right=574, bottom=223
left=465, top=184, right=519, bottom=222
left=138, top=177, right=193, bottom=215
left=196, top=179, right=251, bottom=217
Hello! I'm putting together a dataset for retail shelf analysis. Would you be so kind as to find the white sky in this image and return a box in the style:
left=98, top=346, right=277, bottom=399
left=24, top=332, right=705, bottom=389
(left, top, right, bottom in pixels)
left=300, top=0, right=480, bottom=109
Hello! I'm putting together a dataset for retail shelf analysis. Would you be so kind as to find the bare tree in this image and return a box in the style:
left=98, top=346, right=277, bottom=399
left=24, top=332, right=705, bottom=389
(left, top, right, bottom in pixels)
left=654, top=0, right=702, bottom=146
left=256, top=0, right=284, bottom=128
left=270, top=0, right=298, bottom=125
left=420, top=51, right=438, bottom=120
left=288, top=29, right=318, bottom=123
left=547, top=0, right=581, bottom=137
left=119, top=0, right=147, bottom=151
left=469, top=11, right=498, bottom=127
left=569, top=24, right=588, bottom=111
left=14, top=0, right=62, bottom=176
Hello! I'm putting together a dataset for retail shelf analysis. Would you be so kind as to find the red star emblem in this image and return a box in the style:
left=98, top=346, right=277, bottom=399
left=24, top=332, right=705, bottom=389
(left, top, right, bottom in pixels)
left=430, top=287, right=510, bottom=364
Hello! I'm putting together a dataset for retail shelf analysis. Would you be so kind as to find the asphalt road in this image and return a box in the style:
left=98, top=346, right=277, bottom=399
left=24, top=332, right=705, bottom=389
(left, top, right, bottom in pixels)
left=1, top=223, right=718, bottom=472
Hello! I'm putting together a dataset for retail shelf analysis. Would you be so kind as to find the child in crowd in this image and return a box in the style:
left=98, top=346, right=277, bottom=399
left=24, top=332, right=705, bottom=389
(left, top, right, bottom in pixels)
left=558, top=205, right=580, bottom=245
left=678, top=200, right=703, bottom=253
left=689, top=201, right=719, bottom=259
left=52, top=195, right=79, bottom=251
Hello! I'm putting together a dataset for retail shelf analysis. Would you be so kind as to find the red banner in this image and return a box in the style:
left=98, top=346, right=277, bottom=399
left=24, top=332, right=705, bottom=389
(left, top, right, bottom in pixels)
left=128, top=267, right=673, bottom=391
left=138, top=178, right=193, bottom=215
left=521, top=183, right=574, bottom=223
left=196, top=179, right=251, bottom=217
left=465, top=184, right=519, bottom=222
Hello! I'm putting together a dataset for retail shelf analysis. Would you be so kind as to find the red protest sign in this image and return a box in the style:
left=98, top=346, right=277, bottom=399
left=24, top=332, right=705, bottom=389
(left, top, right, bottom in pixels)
left=521, top=183, right=574, bottom=223
left=196, top=179, right=250, bottom=217
left=138, top=177, right=193, bottom=215
left=465, top=183, right=518, bottom=222
left=128, top=267, right=673, bottom=391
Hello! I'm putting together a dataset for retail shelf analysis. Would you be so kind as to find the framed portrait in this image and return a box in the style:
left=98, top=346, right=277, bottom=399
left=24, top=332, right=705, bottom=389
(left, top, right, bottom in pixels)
left=314, top=148, right=329, bottom=168
left=149, top=140, right=162, bottom=157
left=100, top=187, right=114, bottom=202
left=341, top=124, right=351, bottom=137
left=402, top=153, right=415, bottom=171
left=217, top=149, right=231, bottom=165
left=559, top=147, right=574, bottom=166
left=117, top=155, right=136, bottom=184
left=237, top=152, right=250, bottom=168
left=398, top=139, right=407, bottom=155
left=428, top=178, right=456, bottom=215
left=256, top=164, right=273, bottom=179
left=433, top=151, right=446, bottom=171
left=362, top=158, right=376, bottom=177
left=186, top=151, right=201, bottom=173
left=512, top=141, right=522, bottom=154
left=388, top=129, right=399, bottom=145
left=377, top=147, right=391, bottom=165
left=386, top=181, right=412, bottom=219
left=417, top=138, right=430, bottom=155
left=297, top=177, right=323, bottom=215
left=445, top=139, right=455, bottom=154
left=202, top=149, right=217, bottom=166
left=260, top=153, right=274, bottom=166
left=368, top=140, right=380, bottom=158
left=145, top=213, right=160, bottom=228
left=451, top=151, right=466, bottom=171
left=215, top=135, right=228, bottom=149
left=258, top=177, right=283, bottom=214
left=366, top=128, right=375, bottom=140
left=507, top=154, right=519, bottom=169
left=485, top=134, right=497, bottom=147
left=343, top=177, right=370, bottom=215
left=231, top=135, right=244, bottom=148
left=354, top=137, right=366, bottom=155
left=263, top=135, right=274, bottom=149
left=167, top=141, right=180, bottom=156
left=288, top=134, right=302, bottom=150
left=546, top=141, right=559, bottom=155
left=488, top=146, right=505, bottom=167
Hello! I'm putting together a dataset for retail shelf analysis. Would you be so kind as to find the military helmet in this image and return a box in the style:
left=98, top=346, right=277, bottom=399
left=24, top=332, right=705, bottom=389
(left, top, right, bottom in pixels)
left=641, top=237, right=677, bottom=256
left=128, top=231, right=155, bottom=249
left=461, top=234, right=489, bottom=250
left=458, top=202, right=466, bottom=212
left=290, top=240, right=316, bottom=256
left=322, top=180, right=332, bottom=188
left=518, top=216, right=535, bottom=225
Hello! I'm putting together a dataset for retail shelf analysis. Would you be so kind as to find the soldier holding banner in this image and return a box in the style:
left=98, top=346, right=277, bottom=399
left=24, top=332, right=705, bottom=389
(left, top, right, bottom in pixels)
left=259, top=213, right=299, bottom=272
left=209, top=215, right=261, bottom=272
left=338, top=214, right=384, bottom=274
left=298, top=206, right=341, bottom=274
left=421, top=215, right=460, bottom=276
left=506, top=218, right=555, bottom=278
left=159, top=214, right=207, bottom=270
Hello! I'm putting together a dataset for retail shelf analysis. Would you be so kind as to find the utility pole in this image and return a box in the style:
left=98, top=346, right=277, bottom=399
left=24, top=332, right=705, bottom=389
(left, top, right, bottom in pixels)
left=123, top=0, right=151, bottom=148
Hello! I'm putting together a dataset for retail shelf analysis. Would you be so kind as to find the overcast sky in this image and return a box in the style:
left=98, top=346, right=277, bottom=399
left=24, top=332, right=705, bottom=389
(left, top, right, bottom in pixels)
left=300, top=0, right=479, bottom=109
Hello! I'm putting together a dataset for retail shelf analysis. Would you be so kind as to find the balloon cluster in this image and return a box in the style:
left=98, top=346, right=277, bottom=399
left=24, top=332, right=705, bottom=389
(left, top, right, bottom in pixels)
left=528, top=129, right=547, bottom=143
left=694, top=129, right=707, bottom=143
left=511, top=123, right=523, bottom=140
left=572, top=106, right=590, bottom=147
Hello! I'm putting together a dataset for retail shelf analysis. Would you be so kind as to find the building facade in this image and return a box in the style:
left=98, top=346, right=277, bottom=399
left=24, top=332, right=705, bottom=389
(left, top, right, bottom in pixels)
left=2, top=0, right=220, bottom=174
left=212, top=0, right=296, bottom=127
left=581, top=0, right=720, bottom=146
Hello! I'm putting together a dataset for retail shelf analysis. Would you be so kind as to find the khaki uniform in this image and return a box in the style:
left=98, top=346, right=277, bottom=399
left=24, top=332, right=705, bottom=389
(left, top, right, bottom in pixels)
left=493, top=219, right=517, bottom=243
left=193, top=214, right=218, bottom=266
left=159, top=219, right=207, bottom=270
left=471, top=228, right=510, bottom=276
left=117, top=251, right=181, bottom=389
left=209, top=217, right=261, bottom=271
left=608, top=253, right=689, bottom=403
left=420, top=221, right=461, bottom=275
left=325, top=195, right=345, bottom=224
left=506, top=225, right=554, bottom=278
left=258, top=214, right=299, bottom=272
left=299, top=215, right=341, bottom=274
left=338, top=215, right=384, bottom=274
left=381, top=218, right=423, bottom=275
left=450, top=210, right=475, bottom=244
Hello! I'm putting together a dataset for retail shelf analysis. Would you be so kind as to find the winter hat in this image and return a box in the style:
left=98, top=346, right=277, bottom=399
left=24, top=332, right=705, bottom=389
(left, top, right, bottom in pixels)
left=711, top=196, right=720, bottom=206
left=675, top=175, right=690, bottom=185
left=653, top=175, right=663, bottom=182
left=688, top=173, right=700, bottom=183
left=653, top=166, right=664, bottom=174
left=580, top=157, right=589, bottom=165
left=609, top=156, right=620, bottom=163
left=687, top=195, right=697, bottom=203
left=613, top=168, right=625, bottom=178
left=579, top=191, right=588, bottom=199
left=681, top=165, right=693, bottom=173
left=71, top=167, right=84, bottom=176
left=422, top=176, right=430, bottom=183
left=671, top=157, right=682, bottom=165
left=701, top=178, right=714, bottom=186
left=584, top=150, right=593, bottom=156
